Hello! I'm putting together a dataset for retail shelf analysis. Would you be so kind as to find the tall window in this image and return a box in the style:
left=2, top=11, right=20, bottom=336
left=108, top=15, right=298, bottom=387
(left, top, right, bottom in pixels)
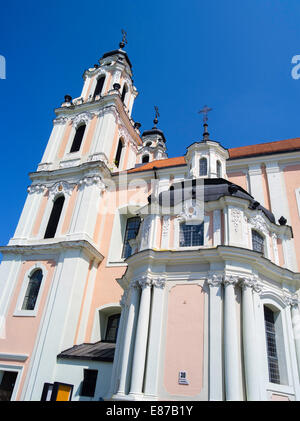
left=252, top=230, right=264, bottom=254
left=70, top=124, right=86, bottom=153
left=199, top=157, right=208, bottom=176
left=179, top=222, right=204, bottom=247
left=122, top=217, right=141, bottom=259
left=21, top=269, right=43, bottom=310
left=44, top=196, right=65, bottom=239
left=114, top=138, right=124, bottom=168
left=0, top=371, right=18, bottom=401
left=121, top=84, right=128, bottom=103
left=93, top=76, right=105, bottom=99
left=216, top=160, right=222, bottom=178
left=105, top=314, right=120, bottom=343
left=264, top=306, right=281, bottom=384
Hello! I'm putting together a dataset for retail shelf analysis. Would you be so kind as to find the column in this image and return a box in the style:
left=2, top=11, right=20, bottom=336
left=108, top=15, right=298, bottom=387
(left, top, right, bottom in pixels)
left=107, top=289, right=128, bottom=398
left=241, top=278, right=260, bottom=400
left=248, top=164, right=265, bottom=207
left=213, top=209, right=221, bottom=246
left=290, top=296, right=300, bottom=376
left=207, top=274, right=223, bottom=400
left=223, top=275, right=241, bottom=401
left=116, top=282, right=140, bottom=396
left=129, top=277, right=152, bottom=397
left=143, top=278, right=165, bottom=399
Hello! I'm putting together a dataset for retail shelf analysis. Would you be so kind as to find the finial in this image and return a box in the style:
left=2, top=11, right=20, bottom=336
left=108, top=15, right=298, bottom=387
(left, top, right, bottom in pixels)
left=119, top=29, right=128, bottom=49
left=198, top=105, right=212, bottom=141
left=153, top=106, right=160, bottom=128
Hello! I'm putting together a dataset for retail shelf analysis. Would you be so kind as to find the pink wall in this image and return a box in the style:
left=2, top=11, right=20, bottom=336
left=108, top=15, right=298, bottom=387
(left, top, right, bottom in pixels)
left=0, top=259, right=56, bottom=400
left=283, top=164, right=300, bottom=271
left=163, top=284, right=205, bottom=397
left=227, top=171, right=248, bottom=192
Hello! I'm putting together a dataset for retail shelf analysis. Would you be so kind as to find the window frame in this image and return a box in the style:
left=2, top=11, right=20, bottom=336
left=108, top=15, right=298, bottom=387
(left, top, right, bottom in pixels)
left=0, top=364, right=23, bottom=402
left=69, top=123, right=86, bottom=153
left=199, top=157, right=208, bottom=177
left=179, top=221, right=204, bottom=248
left=44, top=194, right=66, bottom=239
left=252, top=229, right=265, bottom=255
left=104, top=313, right=121, bottom=343
left=14, top=264, right=48, bottom=317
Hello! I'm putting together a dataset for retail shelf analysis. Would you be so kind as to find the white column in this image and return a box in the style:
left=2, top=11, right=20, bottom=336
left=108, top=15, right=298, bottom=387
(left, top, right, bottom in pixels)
left=129, top=277, right=152, bottom=397
left=108, top=289, right=129, bottom=398
left=223, top=275, right=241, bottom=401
left=241, top=278, right=260, bottom=401
left=143, top=278, right=165, bottom=399
left=207, top=274, right=223, bottom=400
left=290, top=297, right=300, bottom=377
left=213, top=209, right=221, bottom=246
left=116, top=282, right=140, bottom=396
left=248, top=164, right=265, bottom=207
left=265, top=161, right=290, bottom=224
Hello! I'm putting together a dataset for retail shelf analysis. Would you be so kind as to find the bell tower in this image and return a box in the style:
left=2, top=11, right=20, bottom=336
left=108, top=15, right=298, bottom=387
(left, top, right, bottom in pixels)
left=0, top=35, right=142, bottom=401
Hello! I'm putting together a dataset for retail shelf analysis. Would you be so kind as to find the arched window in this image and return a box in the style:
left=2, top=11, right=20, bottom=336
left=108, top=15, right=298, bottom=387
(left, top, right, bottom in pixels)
left=122, top=216, right=141, bottom=259
left=44, top=196, right=65, bottom=239
left=105, top=314, right=121, bottom=343
left=142, top=155, right=149, bottom=163
left=179, top=222, right=204, bottom=247
left=252, top=230, right=264, bottom=254
left=70, top=124, right=86, bottom=153
left=121, top=84, right=128, bottom=104
left=114, top=138, right=124, bottom=168
left=199, top=157, right=208, bottom=176
left=22, top=269, right=43, bottom=310
left=93, top=76, right=105, bottom=99
left=216, top=160, right=222, bottom=178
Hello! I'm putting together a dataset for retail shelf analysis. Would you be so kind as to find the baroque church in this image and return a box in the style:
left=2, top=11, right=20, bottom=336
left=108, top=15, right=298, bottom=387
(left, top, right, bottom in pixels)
left=1, top=37, right=300, bottom=402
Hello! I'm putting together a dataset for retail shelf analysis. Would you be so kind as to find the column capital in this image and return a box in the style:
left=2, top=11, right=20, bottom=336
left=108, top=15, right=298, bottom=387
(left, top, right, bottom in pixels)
left=207, top=273, right=223, bottom=287
left=240, top=276, right=256, bottom=290
left=120, top=289, right=129, bottom=308
left=223, top=274, right=239, bottom=286
left=152, top=277, right=166, bottom=289
left=138, top=276, right=152, bottom=289
left=129, top=279, right=140, bottom=290
left=283, top=292, right=299, bottom=308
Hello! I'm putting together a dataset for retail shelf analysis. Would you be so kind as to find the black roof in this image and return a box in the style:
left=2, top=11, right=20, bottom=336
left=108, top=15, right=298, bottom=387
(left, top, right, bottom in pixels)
left=142, top=128, right=166, bottom=143
left=149, top=178, right=276, bottom=224
left=57, top=341, right=115, bottom=363
left=101, top=49, right=132, bottom=69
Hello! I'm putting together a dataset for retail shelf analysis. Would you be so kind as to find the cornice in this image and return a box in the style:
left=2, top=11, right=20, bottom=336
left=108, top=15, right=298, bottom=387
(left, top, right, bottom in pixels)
left=122, top=246, right=300, bottom=287
left=29, top=159, right=111, bottom=184
left=0, top=239, right=104, bottom=264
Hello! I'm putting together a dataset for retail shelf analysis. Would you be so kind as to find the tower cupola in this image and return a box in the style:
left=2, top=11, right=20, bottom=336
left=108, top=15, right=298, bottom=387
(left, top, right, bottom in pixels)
left=185, top=106, right=228, bottom=179
left=137, top=106, right=168, bottom=164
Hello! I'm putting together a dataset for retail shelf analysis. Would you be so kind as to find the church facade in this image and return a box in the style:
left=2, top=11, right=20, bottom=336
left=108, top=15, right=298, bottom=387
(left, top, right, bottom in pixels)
left=1, top=40, right=300, bottom=401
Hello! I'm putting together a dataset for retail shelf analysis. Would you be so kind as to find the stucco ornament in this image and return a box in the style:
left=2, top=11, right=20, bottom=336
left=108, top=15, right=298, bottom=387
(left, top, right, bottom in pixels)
left=231, top=208, right=242, bottom=233
left=48, top=181, right=74, bottom=199
left=248, top=214, right=269, bottom=236
left=71, top=111, right=94, bottom=128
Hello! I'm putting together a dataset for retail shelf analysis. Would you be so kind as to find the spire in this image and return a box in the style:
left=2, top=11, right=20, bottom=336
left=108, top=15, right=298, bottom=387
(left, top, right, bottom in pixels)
left=198, top=105, right=212, bottom=141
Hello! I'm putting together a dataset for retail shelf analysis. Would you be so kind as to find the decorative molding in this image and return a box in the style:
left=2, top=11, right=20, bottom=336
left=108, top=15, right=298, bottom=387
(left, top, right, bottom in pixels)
left=71, top=111, right=94, bottom=128
left=78, top=175, right=105, bottom=190
left=282, top=292, right=299, bottom=308
left=231, top=209, right=242, bottom=233
left=48, top=181, right=75, bottom=199
left=27, top=184, right=47, bottom=195
left=248, top=214, right=269, bottom=236
left=53, top=116, right=69, bottom=125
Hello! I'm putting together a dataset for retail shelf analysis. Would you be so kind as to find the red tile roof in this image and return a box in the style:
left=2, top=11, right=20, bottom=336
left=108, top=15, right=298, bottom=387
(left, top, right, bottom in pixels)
left=228, top=137, right=300, bottom=159
left=123, top=138, right=300, bottom=174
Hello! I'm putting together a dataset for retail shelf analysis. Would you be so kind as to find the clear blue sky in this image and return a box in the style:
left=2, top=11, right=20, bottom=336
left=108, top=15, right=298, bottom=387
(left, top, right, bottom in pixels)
left=1, top=0, right=300, bottom=246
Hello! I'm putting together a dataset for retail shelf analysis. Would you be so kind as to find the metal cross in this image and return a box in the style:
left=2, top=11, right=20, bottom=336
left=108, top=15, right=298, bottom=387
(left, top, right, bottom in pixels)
left=121, top=29, right=128, bottom=45
left=153, top=105, right=160, bottom=127
left=198, top=105, right=212, bottom=123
